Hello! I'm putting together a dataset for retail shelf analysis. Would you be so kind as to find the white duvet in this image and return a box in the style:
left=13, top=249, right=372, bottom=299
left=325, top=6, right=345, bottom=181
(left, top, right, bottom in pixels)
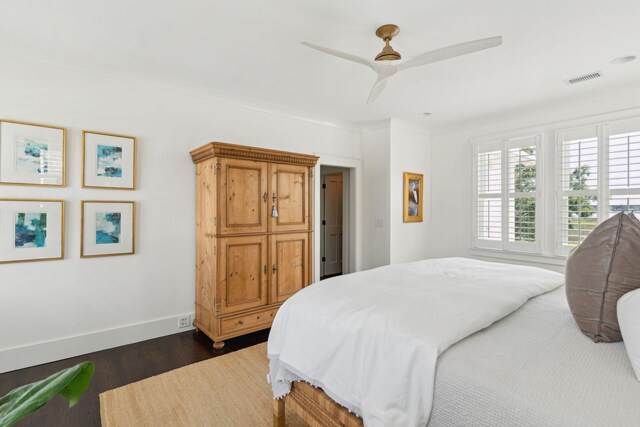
left=268, top=257, right=564, bottom=426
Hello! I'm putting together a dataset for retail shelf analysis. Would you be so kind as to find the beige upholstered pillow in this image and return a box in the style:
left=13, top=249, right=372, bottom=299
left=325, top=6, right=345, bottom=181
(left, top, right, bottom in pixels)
left=565, top=212, right=640, bottom=343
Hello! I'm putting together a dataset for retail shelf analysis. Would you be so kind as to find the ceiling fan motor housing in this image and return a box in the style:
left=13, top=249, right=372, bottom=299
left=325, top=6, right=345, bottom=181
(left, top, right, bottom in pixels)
left=375, top=24, right=401, bottom=61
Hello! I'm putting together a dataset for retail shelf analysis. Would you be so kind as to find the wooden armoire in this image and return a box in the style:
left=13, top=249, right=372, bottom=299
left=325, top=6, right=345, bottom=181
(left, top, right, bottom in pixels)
left=190, top=142, right=319, bottom=349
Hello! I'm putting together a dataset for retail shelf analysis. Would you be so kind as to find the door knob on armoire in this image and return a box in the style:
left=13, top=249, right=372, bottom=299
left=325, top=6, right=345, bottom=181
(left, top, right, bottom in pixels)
left=273, top=265, right=278, bottom=274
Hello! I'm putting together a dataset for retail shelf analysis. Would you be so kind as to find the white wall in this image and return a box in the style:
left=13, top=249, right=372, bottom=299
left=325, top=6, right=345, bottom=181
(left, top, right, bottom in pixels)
left=0, top=53, right=362, bottom=372
left=428, top=84, right=640, bottom=272
left=362, top=124, right=391, bottom=269
left=389, top=119, right=432, bottom=264
left=362, top=119, right=432, bottom=267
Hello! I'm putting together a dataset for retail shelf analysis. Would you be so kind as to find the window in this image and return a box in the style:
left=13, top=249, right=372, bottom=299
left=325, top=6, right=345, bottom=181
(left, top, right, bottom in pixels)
left=476, top=145, right=502, bottom=247
left=556, top=119, right=640, bottom=254
left=472, top=116, right=640, bottom=260
left=473, top=136, right=540, bottom=253
left=608, top=128, right=640, bottom=217
left=557, top=127, right=599, bottom=251
left=508, top=144, right=537, bottom=245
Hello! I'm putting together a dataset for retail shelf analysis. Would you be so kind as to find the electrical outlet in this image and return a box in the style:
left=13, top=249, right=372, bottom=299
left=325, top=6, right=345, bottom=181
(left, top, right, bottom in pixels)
left=178, top=316, right=190, bottom=328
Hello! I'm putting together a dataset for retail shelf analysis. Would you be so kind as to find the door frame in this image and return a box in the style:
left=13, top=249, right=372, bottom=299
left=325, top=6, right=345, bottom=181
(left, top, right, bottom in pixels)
left=320, top=171, right=345, bottom=278
left=313, top=153, right=363, bottom=283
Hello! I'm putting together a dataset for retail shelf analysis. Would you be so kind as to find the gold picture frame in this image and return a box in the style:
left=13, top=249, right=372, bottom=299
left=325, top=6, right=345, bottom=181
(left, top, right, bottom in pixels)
left=0, top=119, right=66, bottom=187
left=0, top=198, right=65, bottom=264
left=82, top=130, right=136, bottom=190
left=403, top=172, right=424, bottom=223
left=81, top=200, right=136, bottom=258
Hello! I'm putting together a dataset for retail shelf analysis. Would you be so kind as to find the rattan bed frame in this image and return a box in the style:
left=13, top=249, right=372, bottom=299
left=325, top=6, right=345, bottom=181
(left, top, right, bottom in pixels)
left=273, top=381, right=363, bottom=427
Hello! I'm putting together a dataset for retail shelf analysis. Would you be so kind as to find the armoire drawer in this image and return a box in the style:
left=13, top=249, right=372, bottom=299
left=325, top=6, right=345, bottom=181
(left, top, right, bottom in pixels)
left=219, top=307, right=278, bottom=335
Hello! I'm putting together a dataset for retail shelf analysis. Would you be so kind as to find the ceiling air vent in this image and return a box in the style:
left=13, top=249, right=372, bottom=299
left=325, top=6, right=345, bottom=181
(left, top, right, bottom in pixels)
left=564, top=71, right=602, bottom=85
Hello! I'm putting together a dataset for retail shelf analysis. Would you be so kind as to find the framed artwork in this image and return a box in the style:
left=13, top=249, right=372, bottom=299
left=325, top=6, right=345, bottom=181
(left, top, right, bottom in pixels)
left=82, top=131, right=136, bottom=190
left=0, top=119, right=66, bottom=187
left=0, top=199, right=64, bottom=263
left=403, top=172, right=424, bottom=223
left=81, top=201, right=135, bottom=258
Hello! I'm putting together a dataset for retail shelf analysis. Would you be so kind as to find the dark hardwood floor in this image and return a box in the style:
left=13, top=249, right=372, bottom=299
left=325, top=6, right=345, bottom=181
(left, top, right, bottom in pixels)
left=0, top=329, right=270, bottom=427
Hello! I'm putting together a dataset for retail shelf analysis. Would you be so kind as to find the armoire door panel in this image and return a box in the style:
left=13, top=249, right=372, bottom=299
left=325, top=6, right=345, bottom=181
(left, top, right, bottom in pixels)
left=218, top=236, right=268, bottom=315
left=270, top=164, right=309, bottom=232
left=219, top=158, right=268, bottom=234
left=271, top=233, right=309, bottom=304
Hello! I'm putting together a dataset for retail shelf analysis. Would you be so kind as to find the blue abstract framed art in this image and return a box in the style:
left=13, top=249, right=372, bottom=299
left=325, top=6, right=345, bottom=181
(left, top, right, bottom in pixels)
left=0, top=199, right=64, bottom=263
left=0, top=119, right=66, bottom=187
left=82, top=131, right=136, bottom=190
left=81, top=201, right=135, bottom=258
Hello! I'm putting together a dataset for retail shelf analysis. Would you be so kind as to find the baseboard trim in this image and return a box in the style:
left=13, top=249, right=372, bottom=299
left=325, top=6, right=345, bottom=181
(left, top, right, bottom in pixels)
left=0, top=313, right=195, bottom=374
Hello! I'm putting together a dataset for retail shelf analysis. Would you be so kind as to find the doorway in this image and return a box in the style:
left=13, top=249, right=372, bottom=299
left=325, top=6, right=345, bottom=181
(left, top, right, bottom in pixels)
left=320, top=166, right=350, bottom=280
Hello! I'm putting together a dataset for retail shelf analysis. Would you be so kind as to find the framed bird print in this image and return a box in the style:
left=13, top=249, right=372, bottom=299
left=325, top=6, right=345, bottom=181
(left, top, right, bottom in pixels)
left=403, top=172, right=423, bottom=223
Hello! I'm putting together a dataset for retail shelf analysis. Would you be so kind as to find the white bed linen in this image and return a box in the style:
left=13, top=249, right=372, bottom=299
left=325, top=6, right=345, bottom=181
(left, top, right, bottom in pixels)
left=268, top=257, right=564, bottom=426
left=430, top=286, right=640, bottom=427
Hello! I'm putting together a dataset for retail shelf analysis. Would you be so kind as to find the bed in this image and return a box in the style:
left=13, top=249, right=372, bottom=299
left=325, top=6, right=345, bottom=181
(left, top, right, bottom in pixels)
left=268, top=258, right=640, bottom=426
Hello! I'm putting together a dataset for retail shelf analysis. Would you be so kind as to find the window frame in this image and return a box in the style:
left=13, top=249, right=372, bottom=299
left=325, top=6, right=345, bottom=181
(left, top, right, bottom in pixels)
left=607, top=119, right=640, bottom=220
left=554, top=125, right=604, bottom=255
left=470, top=114, right=640, bottom=263
left=472, top=135, right=543, bottom=254
left=555, top=117, right=640, bottom=255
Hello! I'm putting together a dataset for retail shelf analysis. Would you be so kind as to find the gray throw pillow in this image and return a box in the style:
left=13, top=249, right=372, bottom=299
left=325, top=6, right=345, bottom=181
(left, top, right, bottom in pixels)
left=565, top=212, right=640, bottom=343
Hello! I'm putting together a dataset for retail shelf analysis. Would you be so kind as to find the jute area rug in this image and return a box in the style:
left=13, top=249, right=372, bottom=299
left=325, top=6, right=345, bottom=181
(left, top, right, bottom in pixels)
left=100, top=342, right=306, bottom=426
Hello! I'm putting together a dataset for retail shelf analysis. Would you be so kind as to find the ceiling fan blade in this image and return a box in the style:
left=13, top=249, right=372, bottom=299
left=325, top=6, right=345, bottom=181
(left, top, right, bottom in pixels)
left=301, top=42, right=374, bottom=70
left=367, top=78, right=388, bottom=104
left=397, top=36, right=502, bottom=71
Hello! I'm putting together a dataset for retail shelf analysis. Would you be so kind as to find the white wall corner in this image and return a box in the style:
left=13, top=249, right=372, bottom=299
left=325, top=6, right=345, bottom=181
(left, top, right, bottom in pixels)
left=361, top=126, right=392, bottom=269
left=358, top=118, right=392, bottom=134
left=389, top=117, right=431, bottom=136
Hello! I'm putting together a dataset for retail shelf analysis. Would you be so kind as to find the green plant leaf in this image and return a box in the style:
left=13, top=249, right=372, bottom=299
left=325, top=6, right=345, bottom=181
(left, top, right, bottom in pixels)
left=0, top=361, right=94, bottom=427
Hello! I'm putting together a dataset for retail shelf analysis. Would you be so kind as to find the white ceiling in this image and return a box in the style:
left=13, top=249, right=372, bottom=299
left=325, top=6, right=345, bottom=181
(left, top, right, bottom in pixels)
left=1, top=0, right=640, bottom=130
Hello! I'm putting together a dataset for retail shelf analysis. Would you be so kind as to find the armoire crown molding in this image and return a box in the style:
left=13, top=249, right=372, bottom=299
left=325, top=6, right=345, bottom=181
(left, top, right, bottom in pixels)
left=190, top=142, right=319, bottom=166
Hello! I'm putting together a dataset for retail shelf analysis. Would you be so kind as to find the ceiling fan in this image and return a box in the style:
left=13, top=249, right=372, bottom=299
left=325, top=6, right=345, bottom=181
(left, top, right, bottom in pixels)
left=302, top=24, right=502, bottom=104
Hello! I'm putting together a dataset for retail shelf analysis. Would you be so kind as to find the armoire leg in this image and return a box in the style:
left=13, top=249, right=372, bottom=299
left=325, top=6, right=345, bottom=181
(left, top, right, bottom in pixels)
left=212, top=340, right=225, bottom=350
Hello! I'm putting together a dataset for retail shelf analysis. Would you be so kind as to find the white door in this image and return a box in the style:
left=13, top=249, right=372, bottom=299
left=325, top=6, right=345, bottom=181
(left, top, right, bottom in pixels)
left=322, top=173, right=343, bottom=276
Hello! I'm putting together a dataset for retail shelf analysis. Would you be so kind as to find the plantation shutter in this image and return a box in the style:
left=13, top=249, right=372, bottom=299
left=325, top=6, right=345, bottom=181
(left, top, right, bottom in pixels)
left=557, top=126, right=599, bottom=253
left=608, top=118, right=640, bottom=218
left=474, top=136, right=541, bottom=252
left=506, top=136, right=540, bottom=252
left=474, top=142, right=502, bottom=249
